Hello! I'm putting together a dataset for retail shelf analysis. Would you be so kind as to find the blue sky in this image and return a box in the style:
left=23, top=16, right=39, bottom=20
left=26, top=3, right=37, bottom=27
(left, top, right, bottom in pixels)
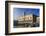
left=13, top=8, right=39, bottom=20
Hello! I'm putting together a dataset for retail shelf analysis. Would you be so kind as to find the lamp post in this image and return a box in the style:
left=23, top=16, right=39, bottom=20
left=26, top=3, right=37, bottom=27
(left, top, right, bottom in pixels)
left=24, top=11, right=27, bottom=27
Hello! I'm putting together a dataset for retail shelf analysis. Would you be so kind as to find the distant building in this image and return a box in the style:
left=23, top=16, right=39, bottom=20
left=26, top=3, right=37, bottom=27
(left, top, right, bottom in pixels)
left=16, top=14, right=39, bottom=24
left=14, top=13, right=39, bottom=27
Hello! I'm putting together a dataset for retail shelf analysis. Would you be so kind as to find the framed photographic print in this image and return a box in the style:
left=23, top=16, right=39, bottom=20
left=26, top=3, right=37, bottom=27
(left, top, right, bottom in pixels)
left=5, top=1, right=45, bottom=35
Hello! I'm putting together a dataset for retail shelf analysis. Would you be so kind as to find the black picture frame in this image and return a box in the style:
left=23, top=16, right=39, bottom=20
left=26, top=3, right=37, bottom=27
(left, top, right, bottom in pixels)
left=5, top=1, right=45, bottom=35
